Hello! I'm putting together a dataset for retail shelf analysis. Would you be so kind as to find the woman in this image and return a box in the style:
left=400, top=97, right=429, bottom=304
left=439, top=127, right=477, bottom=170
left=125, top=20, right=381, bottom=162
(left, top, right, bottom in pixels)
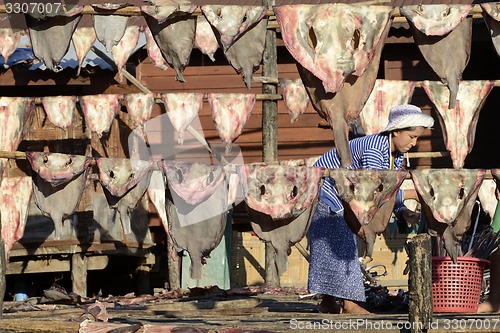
left=308, top=104, right=434, bottom=314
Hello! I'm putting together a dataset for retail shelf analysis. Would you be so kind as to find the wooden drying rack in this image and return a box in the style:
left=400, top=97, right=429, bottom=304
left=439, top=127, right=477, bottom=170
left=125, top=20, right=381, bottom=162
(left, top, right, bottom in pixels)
left=0, top=149, right=495, bottom=179
left=0, top=1, right=495, bottom=290
left=0, top=4, right=487, bottom=22
left=0, top=149, right=449, bottom=160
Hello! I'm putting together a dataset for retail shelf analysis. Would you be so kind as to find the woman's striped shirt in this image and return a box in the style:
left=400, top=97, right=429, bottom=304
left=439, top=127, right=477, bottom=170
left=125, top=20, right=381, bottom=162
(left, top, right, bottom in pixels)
left=314, top=133, right=404, bottom=213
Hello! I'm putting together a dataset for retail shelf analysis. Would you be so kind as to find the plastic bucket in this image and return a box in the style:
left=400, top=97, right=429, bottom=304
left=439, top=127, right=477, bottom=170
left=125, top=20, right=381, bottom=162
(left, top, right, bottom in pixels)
left=432, top=256, right=489, bottom=313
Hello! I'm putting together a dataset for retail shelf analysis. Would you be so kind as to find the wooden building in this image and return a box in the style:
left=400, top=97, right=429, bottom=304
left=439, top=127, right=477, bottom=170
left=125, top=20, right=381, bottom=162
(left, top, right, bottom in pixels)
left=0, top=2, right=499, bottom=295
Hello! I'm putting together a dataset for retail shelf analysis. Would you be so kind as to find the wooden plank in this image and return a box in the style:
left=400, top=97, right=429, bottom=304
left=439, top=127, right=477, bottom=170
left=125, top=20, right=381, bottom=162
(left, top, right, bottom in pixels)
left=189, top=103, right=317, bottom=118
left=9, top=243, right=117, bottom=257
left=141, top=76, right=263, bottom=92
left=135, top=264, right=151, bottom=295
left=138, top=60, right=299, bottom=78
left=163, top=141, right=333, bottom=156
left=385, top=35, right=415, bottom=44
left=0, top=68, right=138, bottom=92
left=0, top=69, right=92, bottom=86
left=139, top=63, right=259, bottom=78
left=0, top=319, right=80, bottom=333
left=199, top=127, right=334, bottom=143
left=87, top=256, right=110, bottom=270
left=197, top=115, right=321, bottom=133
left=6, top=255, right=108, bottom=274
left=144, top=126, right=333, bottom=148
left=197, top=105, right=298, bottom=117
left=23, top=106, right=90, bottom=141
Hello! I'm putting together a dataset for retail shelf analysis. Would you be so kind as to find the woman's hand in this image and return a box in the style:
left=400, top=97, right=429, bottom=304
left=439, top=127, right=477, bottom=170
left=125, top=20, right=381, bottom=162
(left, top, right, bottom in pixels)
left=402, top=208, right=420, bottom=227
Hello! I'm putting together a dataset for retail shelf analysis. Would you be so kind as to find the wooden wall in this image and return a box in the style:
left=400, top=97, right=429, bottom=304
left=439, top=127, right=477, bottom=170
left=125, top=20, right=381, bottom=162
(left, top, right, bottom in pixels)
left=136, top=50, right=334, bottom=165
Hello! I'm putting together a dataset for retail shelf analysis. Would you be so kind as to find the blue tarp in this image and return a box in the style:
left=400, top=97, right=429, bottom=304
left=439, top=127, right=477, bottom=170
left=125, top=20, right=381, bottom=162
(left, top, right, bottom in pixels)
left=0, top=33, right=147, bottom=71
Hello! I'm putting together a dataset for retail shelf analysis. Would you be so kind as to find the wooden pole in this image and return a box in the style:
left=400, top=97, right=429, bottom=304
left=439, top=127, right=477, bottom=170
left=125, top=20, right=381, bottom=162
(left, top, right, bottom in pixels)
left=294, top=243, right=310, bottom=262
left=407, top=233, right=433, bottom=333
left=136, top=264, right=151, bottom=295
left=262, top=0, right=280, bottom=288
left=71, top=253, right=88, bottom=297
left=0, top=212, right=6, bottom=318
left=167, top=243, right=181, bottom=290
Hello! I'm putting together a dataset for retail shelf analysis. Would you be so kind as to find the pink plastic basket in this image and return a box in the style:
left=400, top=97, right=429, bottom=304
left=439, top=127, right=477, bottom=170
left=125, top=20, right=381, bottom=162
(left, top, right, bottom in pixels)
left=432, top=257, right=489, bottom=313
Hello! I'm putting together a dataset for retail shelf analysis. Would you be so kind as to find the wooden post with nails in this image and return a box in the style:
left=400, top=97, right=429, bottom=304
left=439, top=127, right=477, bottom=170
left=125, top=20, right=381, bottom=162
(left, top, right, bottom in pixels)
left=262, top=0, right=280, bottom=287
left=407, top=233, right=433, bottom=333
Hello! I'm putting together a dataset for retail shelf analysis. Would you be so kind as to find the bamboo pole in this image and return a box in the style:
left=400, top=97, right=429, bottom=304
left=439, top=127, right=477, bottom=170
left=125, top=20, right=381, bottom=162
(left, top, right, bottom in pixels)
left=2, top=150, right=497, bottom=180
left=27, top=93, right=282, bottom=105
left=20, top=78, right=500, bottom=107
left=321, top=168, right=495, bottom=179
left=23, top=77, right=500, bottom=105
left=0, top=151, right=26, bottom=159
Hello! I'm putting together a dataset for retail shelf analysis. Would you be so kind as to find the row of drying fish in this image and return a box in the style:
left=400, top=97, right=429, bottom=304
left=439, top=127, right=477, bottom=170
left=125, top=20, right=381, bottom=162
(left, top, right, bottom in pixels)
left=275, top=3, right=498, bottom=169
left=2, top=2, right=498, bottom=171
left=1, top=4, right=500, bottom=89
left=0, top=93, right=257, bottom=155
left=0, top=76, right=496, bottom=167
left=0, top=152, right=323, bottom=278
left=1, top=150, right=499, bottom=278
left=284, top=78, right=496, bottom=169
left=0, top=4, right=271, bottom=88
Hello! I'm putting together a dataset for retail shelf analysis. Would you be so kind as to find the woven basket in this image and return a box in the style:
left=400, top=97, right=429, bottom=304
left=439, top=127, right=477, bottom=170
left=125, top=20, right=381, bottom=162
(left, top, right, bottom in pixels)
left=432, top=256, right=489, bottom=313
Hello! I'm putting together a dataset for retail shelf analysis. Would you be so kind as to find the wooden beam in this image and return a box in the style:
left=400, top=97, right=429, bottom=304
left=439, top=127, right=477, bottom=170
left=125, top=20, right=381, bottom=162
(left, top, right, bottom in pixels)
left=294, top=242, right=310, bottom=262
left=71, top=253, right=88, bottom=297
left=262, top=0, right=280, bottom=288
left=0, top=68, right=101, bottom=86
left=7, top=255, right=109, bottom=275
left=9, top=243, right=118, bottom=257
left=166, top=241, right=181, bottom=290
